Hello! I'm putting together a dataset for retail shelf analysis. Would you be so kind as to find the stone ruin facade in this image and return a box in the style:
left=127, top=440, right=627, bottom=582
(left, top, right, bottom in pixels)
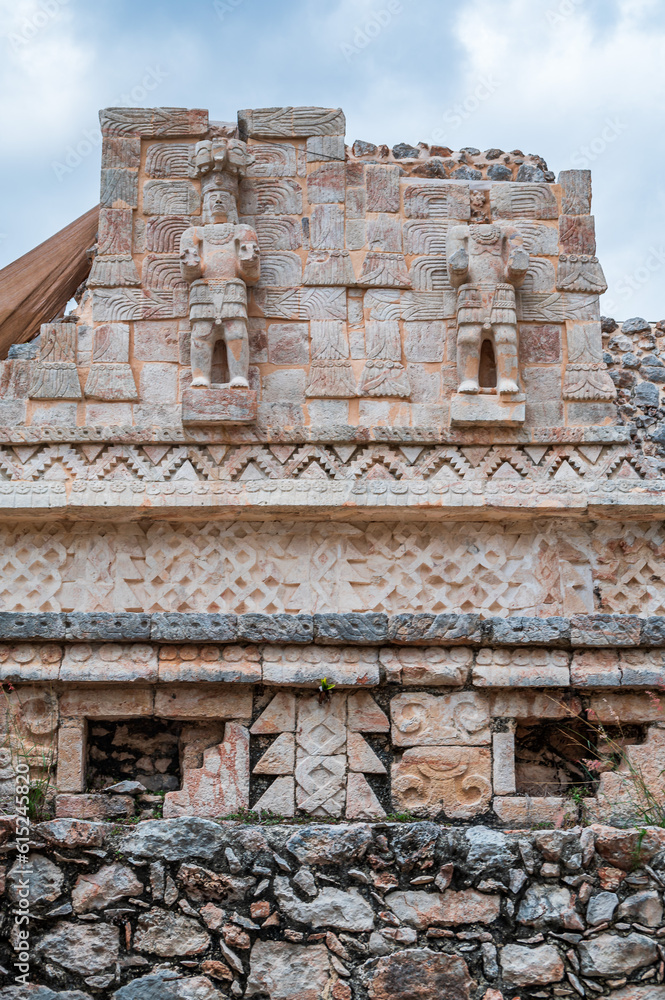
left=0, top=104, right=665, bottom=998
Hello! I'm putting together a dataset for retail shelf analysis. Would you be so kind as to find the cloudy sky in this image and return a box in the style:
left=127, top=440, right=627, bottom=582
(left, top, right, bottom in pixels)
left=1, top=0, right=664, bottom=320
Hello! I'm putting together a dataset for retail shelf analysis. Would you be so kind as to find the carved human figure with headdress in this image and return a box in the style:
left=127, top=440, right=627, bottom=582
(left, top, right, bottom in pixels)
left=179, top=138, right=260, bottom=388
left=447, top=222, right=529, bottom=395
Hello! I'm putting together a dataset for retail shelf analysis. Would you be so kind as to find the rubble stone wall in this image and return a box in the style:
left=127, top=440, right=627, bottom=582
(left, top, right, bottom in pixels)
left=2, top=819, right=665, bottom=999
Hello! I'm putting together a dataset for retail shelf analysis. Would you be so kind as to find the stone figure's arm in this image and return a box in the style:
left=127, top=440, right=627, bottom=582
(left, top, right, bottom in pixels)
left=447, top=226, right=469, bottom=288
left=179, top=227, right=203, bottom=281
left=506, top=246, right=530, bottom=287
left=236, top=226, right=260, bottom=285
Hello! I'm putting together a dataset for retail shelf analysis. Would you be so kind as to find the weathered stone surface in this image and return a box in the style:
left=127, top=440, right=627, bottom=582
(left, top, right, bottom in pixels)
left=516, top=884, right=583, bottom=930
left=500, top=943, right=564, bottom=985
left=594, top=826, right=665, bottom=870
left=65, top=612, right=150, bottom=641
left=119, top=818, right=226, bottom=860
left=464, top=825, right=516, bottom=870
left=388, top=613, right=483, bottom=645
left=617, top=890, right=663, bottom=927
left=587, top=890, right=619, bottom=925
left=35, top=818, right=106, bottom=848
left=56, top=793, right=135, bottom=821
left=134, top=908, right=210, bottom=956
left=0, top=612, right=66, bottom=640
left=362, top=949, right=472, bottom=1000
left=391, top=747, right=492, bottom=818
left=285, top=823, right=372, bottom=864
left=7, top=854, right=64, bottom=906
left=486, top=616, right=570, bottom=646
left=245, top=940, right=331, bottom=999
left=35, top=922, right=120, bottom=975
left=164, top=723, right=249, bottom=818
left=386, top=888, right=499, bottom=929
left=151, top=613, right=238, bottom=642
left=72, top=863, right=143, bottom=912
left=314, top=612, right=388, bottom=644
left=274, top=875, right=375, bottom=930
left=177, top=863, right=255, bottom=903
left=113, top=971, right=226, bottom=999
left=238, top=613, right=313, bottom=643
left=571, top=613, right=641, bottom=646
left=578, top=933, right=658, bottom=976
left=391, top=691, right=490, bottom=746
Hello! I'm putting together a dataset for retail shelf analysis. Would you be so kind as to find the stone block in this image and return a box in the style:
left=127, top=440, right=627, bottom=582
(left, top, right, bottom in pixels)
left=500, top=943, right=564, bottom=986
left=558, top=169, right=592, bottom=215
left=261, top=369, right=307, bottom=403
left=309, top=204, right=345, bottom=250
left=101, top=136, right=142, bottom=168
left=619, top=650, right=665, bottom=686
left=85, top=402, right=134, bottom=424
left=571, top=649, right=621, bottom=687
left=59, top=686, right=154, bottom=718
left=588, top=693, right=665, bottom=723
left=100, top=168, right=138, bottom=208
left=386, top=888, right=500, bottom=928
left=391, top=746, right=492, bottom=818
left=641, top=617, right=665, bottom=645
left=307, top=398, right=350, bottom=423
left=388, top=613, right=483, bottom=645
left=403, top=321, right=446, bottom=362
left=307, top=135, right=345, bottom=162
left=0, top=613, right=65, bottom=640
left=158, top=645, right=261, bottom=683
left=267, top=322, right=310, bottom=364
left=566, top=401, right=617, bottom=425
left=570, top=614, right=641, bottom=646
left=100, top=107, right=208, bottom=137
left=238, top=613, right=313, bottom=643
left=493, top=795, right=579, bottom=828
left=65, top=612, right=151, bottom=641
left=133, top=320, right=180, bottom=362
left=450, top=393, right=525, bottom=426
left=35, top=818, right=106, bottom=848
left=493, top=731, right=516, bottom=795
left=307, top=163, right=345, bottom=203
left=366, top=165, right=401, bottom=213
left=154, top=685, right=252, bottom=720
left=60, top=643, right=158, bottom=683
left=490, top=692, right=581, bottom=720
left=519, top=323, right=562, bottom=363
left=55, top=794, right=135, bottom=821
left=0, top=643, right=61, bottom=682
left=379, top=647, right=472, bottom=686
left=143, top=179, right=201, bottom=215
left=559, top=215, right=596, bottom=255
left=391, top=691, right=490, bottom=746
left=140, top=362, right=178, bottom=403
left=261, top=645, right=380, bottom=686
left=151, top=613, right=238, bottom=643
left=164, top=723, right=249, bottom=818
left=56, top=719, right=87, bottom=793
left=314, top=613, right=388, bottom=644
left=239, top=106, right=345, bottom=139
left=474, top=648, right=570, bottom=687
left=490, top=183, right=558, bottom=220
left=181, top=386, right=258, bottom=424
left=486, top=616, right=570, bottom=646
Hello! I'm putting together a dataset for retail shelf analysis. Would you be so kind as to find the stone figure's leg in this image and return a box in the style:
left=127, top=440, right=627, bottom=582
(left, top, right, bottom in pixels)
left=190, top=320, right=216, bottom=387
left=494, top=323, right=519, bottom=394
left=224, top=318, right=250, bottom=388
left=457, top=323, right=482, bottom=393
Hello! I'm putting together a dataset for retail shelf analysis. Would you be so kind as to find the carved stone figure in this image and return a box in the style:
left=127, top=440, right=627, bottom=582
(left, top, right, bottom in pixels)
left=447, top=223, right=529, bottom=395
left=180, top=176, right=260, bottom=389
